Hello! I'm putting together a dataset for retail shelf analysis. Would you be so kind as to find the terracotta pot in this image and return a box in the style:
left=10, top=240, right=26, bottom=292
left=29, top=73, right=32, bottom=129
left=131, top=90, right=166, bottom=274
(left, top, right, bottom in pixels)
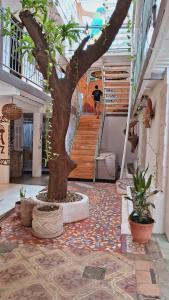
left=129, top=218, right=154, bottom=244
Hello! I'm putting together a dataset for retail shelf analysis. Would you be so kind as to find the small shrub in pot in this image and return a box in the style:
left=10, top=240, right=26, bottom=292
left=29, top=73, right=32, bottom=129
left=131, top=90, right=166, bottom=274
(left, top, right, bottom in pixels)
left=125, top=167, right=158, bottom=243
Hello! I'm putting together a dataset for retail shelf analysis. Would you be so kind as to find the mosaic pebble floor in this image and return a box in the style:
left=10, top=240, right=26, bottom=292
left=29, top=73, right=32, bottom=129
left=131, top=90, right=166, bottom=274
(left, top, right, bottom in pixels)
left=0, top=182, right=122, bottom=253
left=116, top=178, right=133, bottom=195
left=0, top=181, right=163, bottom=299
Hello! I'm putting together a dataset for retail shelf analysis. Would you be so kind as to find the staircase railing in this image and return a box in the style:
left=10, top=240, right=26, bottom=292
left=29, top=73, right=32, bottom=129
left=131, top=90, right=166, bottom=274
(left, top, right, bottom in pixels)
left=93, top=101, right=105, bottom=182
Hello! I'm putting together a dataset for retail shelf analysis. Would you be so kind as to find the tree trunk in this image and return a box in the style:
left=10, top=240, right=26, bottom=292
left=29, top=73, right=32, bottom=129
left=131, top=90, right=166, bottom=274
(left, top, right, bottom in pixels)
left=48, top=153, right=75, bottom=201
left=19, top=0, right=132, bottom=202
left=47, top=90, right=76, bottom=202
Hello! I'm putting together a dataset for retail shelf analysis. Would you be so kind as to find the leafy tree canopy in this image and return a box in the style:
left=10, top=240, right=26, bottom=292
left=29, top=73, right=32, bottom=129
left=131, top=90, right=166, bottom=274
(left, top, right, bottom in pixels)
left=1, top=0, right=81, bottom=79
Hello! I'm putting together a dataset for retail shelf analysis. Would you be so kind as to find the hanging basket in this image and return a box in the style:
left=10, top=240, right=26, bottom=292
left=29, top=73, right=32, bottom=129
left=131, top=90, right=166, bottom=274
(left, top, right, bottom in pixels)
left=2, top=103, right=23, bottom=120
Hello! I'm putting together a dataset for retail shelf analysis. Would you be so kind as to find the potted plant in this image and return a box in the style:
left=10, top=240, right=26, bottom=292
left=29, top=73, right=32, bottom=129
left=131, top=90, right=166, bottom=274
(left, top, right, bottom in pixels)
left=125, top=167, right=158, bottom=244
left=15, top=187, right=26, bottom=217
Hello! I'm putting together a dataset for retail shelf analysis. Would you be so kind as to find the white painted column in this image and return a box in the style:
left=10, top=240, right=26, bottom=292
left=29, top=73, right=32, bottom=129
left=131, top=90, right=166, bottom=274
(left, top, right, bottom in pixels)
left=32, top=112, right=43, bottom=177
left=0, top=103, right=10, bottom=183
left=163, top=69, right=169, bottom=240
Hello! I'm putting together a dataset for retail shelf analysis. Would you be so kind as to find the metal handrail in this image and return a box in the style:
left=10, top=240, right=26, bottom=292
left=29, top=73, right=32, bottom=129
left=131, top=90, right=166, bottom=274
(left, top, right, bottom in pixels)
left=132, top=0, right=162, bottom=99
left=66, top=95, right=83, bottom=154
left=93, top=96, right=106, bottom=182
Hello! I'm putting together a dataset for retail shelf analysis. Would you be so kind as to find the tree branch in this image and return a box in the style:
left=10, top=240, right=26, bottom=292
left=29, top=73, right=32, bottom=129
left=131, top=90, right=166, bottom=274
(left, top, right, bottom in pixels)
left=67, top=0, right=132, bottom=90
left=19, top=10, right=62, bottom=98
left=65, top=35, right=90, bottom=90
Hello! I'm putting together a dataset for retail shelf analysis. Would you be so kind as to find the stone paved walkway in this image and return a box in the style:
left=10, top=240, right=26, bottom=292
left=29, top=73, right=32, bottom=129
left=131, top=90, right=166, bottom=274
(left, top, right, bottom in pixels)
left=0, top=245, right=137, bottom=299
left=0, top=182, right=168, bottom=299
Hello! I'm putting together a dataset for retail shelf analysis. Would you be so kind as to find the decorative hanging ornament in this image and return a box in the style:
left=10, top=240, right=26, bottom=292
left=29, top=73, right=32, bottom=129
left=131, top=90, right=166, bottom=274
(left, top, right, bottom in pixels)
left=2, top=98, right=23, bottom=121
left=142, top=95, right=154, bottom=128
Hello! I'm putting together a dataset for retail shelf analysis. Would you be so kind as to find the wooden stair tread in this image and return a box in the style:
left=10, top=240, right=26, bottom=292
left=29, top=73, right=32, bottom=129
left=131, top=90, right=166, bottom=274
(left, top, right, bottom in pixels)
left=74, top=135, right=98, bottom=139
left=69, top=114, right=100, bottom=180
left=71, top=149, right=95, bottom=155
left=72, top=145, right=96, bottom=150
left=71, top=157, right=94, bottom=162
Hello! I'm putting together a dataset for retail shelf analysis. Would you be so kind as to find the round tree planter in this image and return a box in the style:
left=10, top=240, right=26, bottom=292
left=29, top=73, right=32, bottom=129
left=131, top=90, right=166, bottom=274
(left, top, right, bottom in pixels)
left=35, top=192, right=89, bottom=224
left=32, top=204, right=63, bottom=239
left=129, top=218, right=154, bottom=244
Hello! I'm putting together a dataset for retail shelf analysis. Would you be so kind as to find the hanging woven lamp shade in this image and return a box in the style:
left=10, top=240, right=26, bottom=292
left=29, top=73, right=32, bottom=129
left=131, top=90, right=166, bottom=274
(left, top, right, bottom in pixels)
left=2, top=103, right=23, bottom=120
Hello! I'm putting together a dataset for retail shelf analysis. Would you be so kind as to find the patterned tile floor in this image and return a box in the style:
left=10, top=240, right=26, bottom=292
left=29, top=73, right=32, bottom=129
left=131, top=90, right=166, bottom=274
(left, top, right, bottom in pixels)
left=0, top=181, right=162, bottom=299
left=0, top=245, right=137, bottom=300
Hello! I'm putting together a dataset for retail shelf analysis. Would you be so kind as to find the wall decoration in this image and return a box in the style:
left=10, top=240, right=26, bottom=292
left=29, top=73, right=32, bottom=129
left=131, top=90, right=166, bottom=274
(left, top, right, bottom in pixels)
left=0, top=117, right=10, bottom=166
left=128, top=132, right=139, bottom=153
left=124, top=119, right=139, bottom=153
left=0, top=124, right=5, bottom=154
left=142, top=95, right=154, bottom=128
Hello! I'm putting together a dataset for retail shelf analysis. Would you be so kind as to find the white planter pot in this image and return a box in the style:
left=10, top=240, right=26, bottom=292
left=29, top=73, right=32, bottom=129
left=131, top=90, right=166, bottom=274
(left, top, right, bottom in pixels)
left=35, top=192, right=89, bottom=224
left=32, top=204, right=63, bottom=238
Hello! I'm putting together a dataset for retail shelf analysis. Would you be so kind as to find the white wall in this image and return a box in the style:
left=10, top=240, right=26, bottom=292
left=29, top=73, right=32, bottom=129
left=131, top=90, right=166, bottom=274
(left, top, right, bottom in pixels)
left=1, top=0, right=21, bottom=11
left=101, top=115, right=137, bottom=168
left=163, top=70, right=169, bottom=240
left=138, top=79, right=167, bottom=233
left=144, top=81, right=166, bottom=188
left=137, top=113, right=147, bottom=168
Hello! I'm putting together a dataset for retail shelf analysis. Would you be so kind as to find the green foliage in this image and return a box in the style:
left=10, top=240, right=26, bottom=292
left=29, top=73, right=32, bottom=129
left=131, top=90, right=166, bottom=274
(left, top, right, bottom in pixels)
left=127, top=15, right=132, bottom=33
left=20, top=187, right=26, bottom=198
left=1, top=2, right=80, bottom=165
left=125, top=167, right=158, bottom=223
left=21, top=0, right=49, bottom=12
left=1, top=0, right=80, bottom=86
left=44, top=105, right=59, bottom=166
left=1, top=7, right=17, bottom=36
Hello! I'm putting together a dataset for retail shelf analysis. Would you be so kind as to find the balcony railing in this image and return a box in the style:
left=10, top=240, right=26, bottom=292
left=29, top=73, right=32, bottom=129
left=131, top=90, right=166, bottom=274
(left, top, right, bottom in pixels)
left=0, top=8, right=43, bottom=89
left=107, top=25, right=131, bottom=54
left=133, top=0, right=162, bottom=96
left=64, top=22, right=131, bottom=59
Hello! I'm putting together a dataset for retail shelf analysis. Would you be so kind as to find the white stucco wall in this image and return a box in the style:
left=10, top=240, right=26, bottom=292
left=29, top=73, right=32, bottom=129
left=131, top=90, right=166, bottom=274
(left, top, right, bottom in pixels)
left=1, top=0, right=21, bottom=11
left=138, top=79, right=167, bottom=233
left=101, top=115, right=137, bottom=169
left=137, top=113, right=147, bottom=169
left=163, top=70, right=169, bottom=240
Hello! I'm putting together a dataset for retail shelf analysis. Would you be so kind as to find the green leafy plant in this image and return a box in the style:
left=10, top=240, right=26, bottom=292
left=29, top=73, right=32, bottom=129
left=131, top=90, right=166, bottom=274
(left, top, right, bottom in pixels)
left=20, top=187, right=26, bottom=199
left=125, top=167, right=158, bottom=223
left=1, top=3, right=80, bottom=84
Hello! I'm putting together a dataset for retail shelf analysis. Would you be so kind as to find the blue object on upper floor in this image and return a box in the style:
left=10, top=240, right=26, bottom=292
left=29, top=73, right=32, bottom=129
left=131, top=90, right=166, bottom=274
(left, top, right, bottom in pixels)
left=90, top=6, right=106, bottom=38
